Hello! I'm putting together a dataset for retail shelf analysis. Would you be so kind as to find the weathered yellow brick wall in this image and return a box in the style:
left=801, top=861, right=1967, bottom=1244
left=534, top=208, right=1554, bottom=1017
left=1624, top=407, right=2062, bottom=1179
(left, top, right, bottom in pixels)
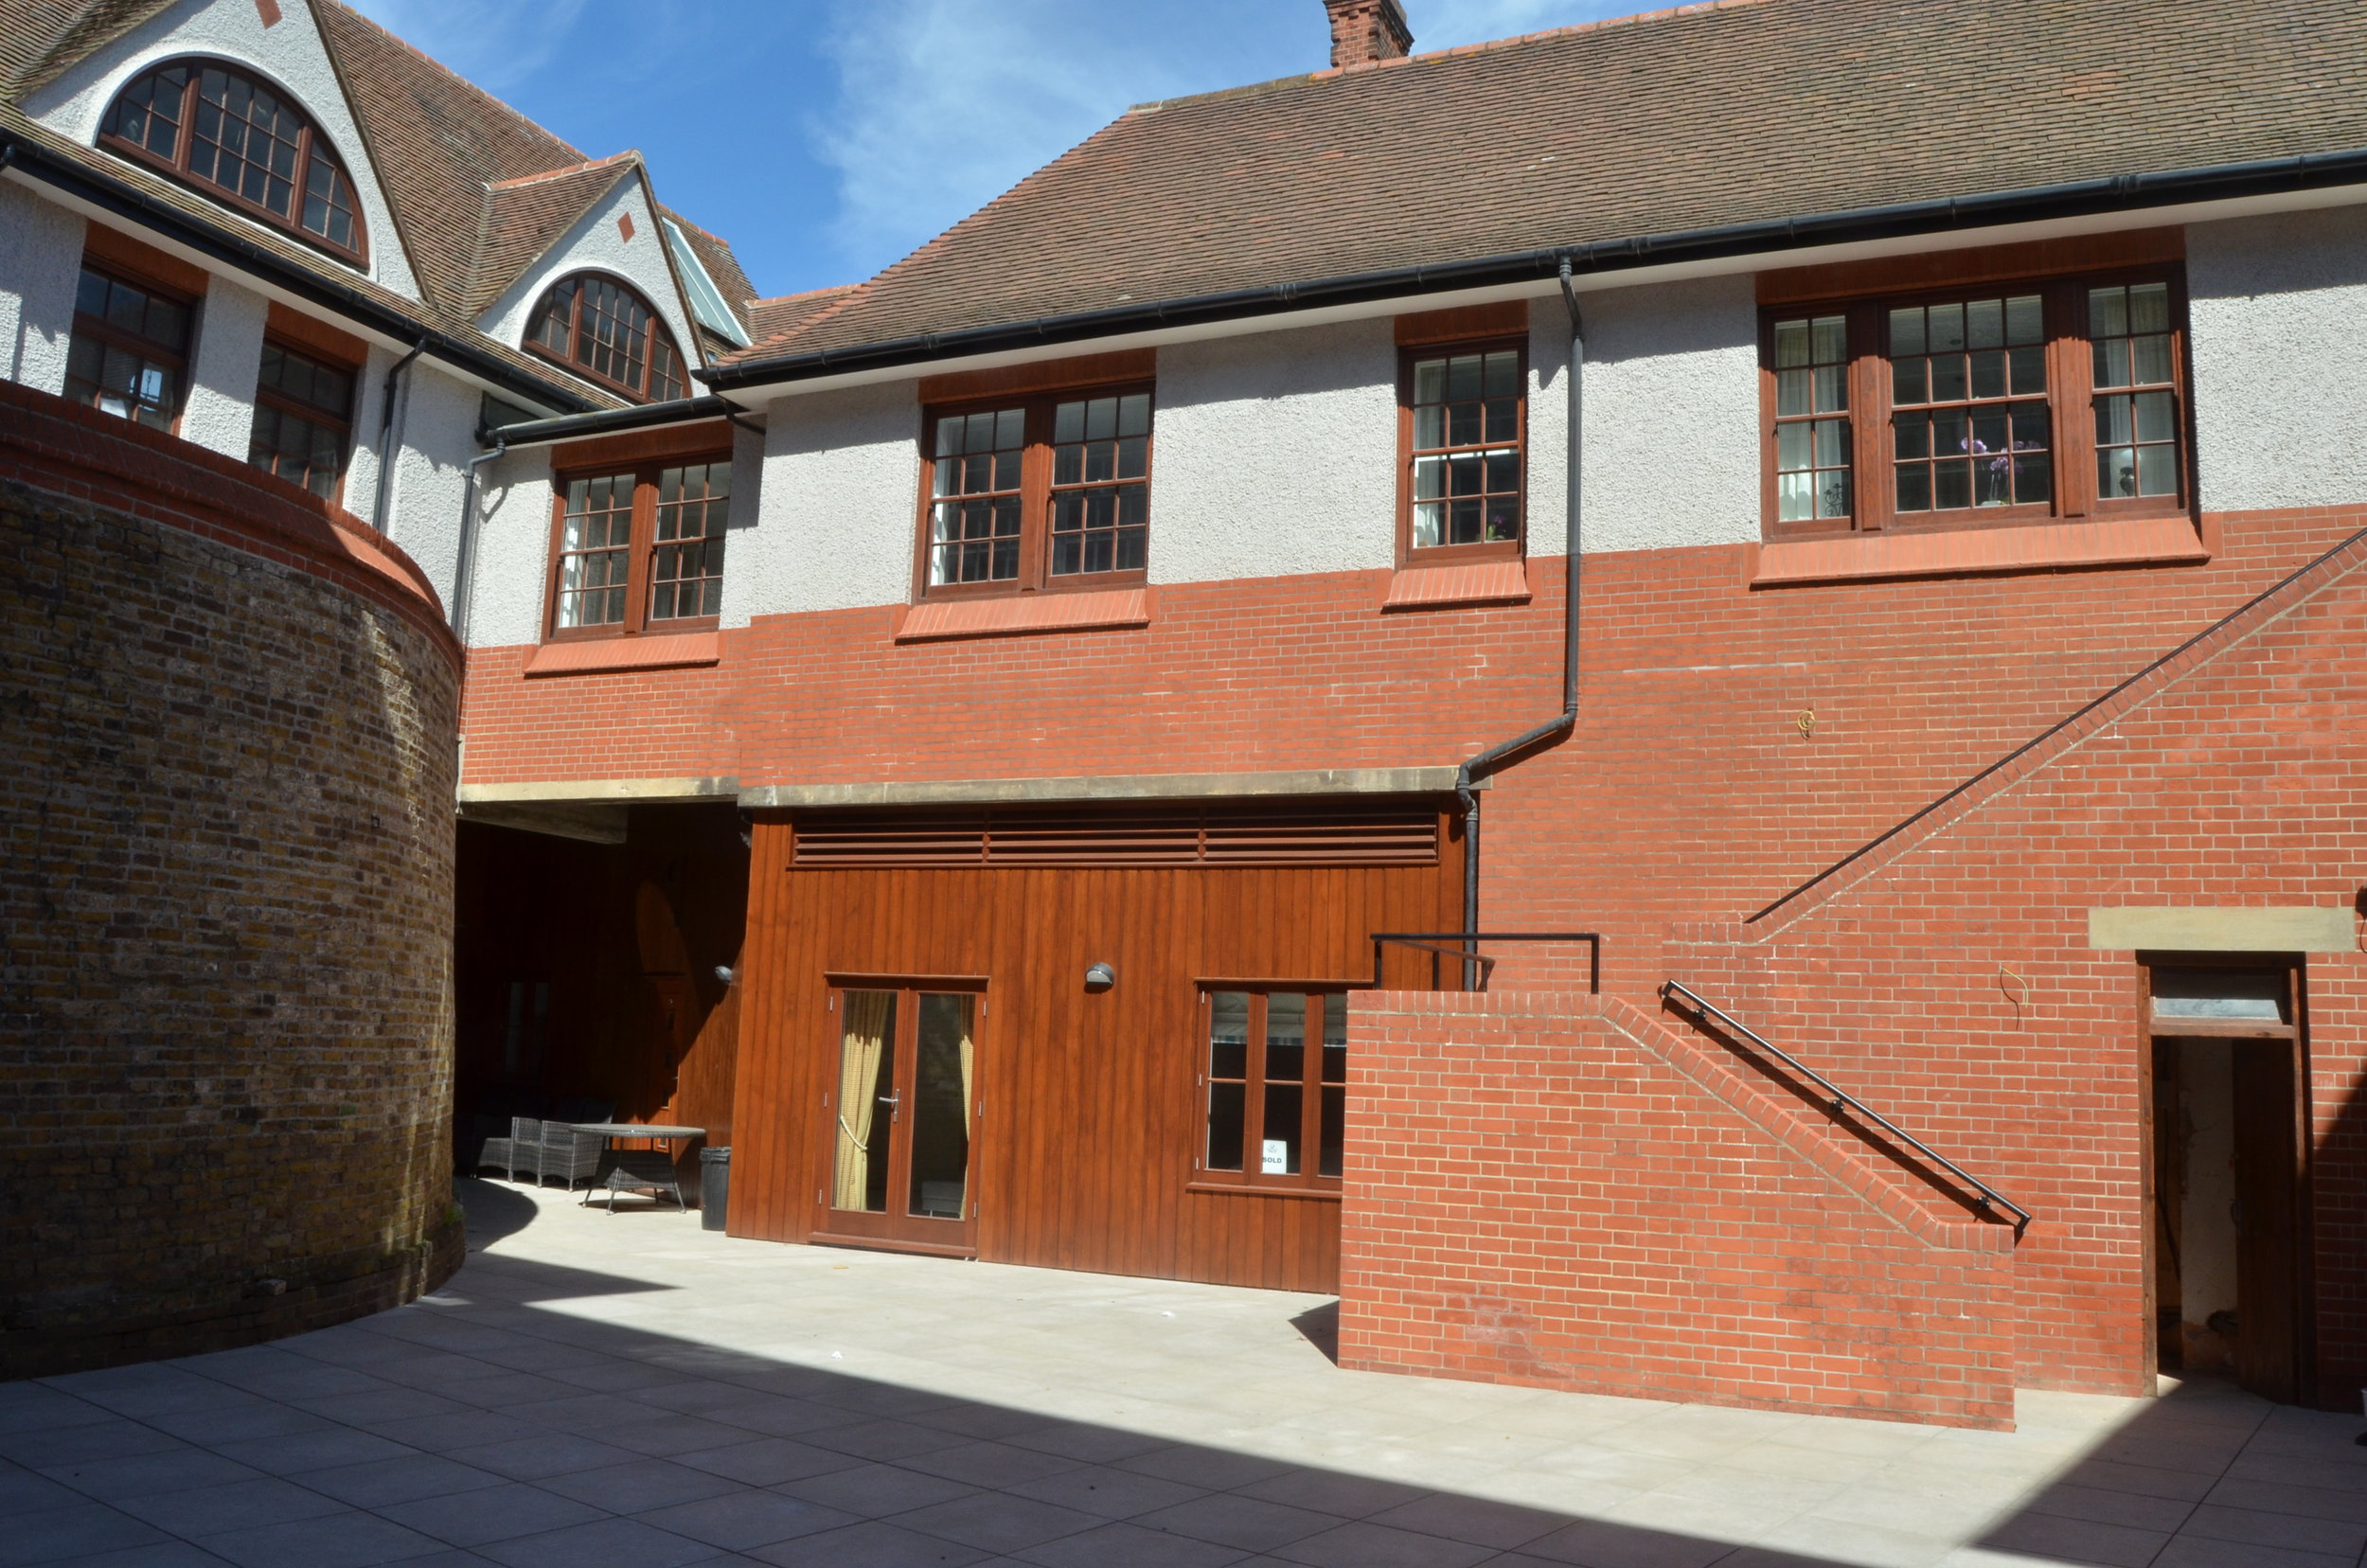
left=1, top=456, right=461, bottom=1378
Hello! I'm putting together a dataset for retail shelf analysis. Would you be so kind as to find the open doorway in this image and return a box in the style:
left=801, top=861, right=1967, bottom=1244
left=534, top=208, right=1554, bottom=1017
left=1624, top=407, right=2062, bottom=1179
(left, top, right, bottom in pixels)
left=2146, top=958, right=2310, bottom=1403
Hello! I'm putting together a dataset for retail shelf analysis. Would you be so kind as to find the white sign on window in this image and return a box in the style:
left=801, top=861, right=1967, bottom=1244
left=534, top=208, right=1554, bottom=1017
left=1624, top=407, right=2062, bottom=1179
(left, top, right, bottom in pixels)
left=1261, top=1139, right=1290, bottom=1175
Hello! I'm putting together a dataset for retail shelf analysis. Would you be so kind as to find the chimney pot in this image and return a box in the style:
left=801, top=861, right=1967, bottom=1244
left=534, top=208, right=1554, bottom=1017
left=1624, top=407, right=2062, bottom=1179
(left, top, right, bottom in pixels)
left=1323, top=0, right=1413, bottom=70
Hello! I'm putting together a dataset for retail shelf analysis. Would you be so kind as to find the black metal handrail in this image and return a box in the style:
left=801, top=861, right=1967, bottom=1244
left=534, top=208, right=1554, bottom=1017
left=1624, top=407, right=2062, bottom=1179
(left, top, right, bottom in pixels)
left=1366, top=933, right=1600, bottom=994
left=1660, top=981, right=2031, bottom=1237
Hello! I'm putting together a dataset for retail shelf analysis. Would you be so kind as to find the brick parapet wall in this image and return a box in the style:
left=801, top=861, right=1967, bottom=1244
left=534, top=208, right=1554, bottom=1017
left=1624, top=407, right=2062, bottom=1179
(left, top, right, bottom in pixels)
left=1662, top=543, right=2367, bottom=1400
left=1, top=418, right=461, bottom=1377
left=1340, top=989, right=2017, bottom=1427
left=0, top=380, right=458, bottom=669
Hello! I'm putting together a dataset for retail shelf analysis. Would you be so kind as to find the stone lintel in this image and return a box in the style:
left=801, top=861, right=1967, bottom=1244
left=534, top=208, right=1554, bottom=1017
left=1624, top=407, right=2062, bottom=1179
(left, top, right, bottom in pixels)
left=2088, top=905, right=2357, bottom=953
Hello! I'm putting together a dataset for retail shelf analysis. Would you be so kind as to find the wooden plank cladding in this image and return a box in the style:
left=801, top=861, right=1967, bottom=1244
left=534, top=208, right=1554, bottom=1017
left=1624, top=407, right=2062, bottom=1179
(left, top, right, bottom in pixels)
left=729, top=804, right=1466, bottom=1293
left=791, top=803, right=1440, bottom=869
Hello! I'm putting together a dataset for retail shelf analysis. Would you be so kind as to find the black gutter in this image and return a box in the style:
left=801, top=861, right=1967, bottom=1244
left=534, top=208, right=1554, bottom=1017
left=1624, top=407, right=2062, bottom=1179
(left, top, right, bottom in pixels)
left=1, top=136, right=596, bottom=416
left=484, top=394, right=738, bottom=448
left=1453, top=259, right=1584, bottom=985
left=700, top=146, right=2367, bottom=394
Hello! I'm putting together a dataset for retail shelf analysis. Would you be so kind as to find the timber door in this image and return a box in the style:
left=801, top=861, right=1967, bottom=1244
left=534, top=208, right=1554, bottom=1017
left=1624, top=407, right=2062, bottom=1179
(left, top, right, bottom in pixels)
left=813, top=983, right=980, bottom=1256
left=2147, top=960, right=2309, bottom=1403
left=2232, top=1040, right=2303, bottom=1402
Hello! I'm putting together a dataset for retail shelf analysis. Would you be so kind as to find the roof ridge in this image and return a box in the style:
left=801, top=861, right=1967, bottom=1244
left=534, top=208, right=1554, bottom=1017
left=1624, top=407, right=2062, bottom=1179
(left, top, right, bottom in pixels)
left=486, top=150, right=642, bottom=191
left=1126, top=0, right=1776, bottom=115
left=748, top=283, right=858, bottom=307
left=316, top=0, right=588, bottom=168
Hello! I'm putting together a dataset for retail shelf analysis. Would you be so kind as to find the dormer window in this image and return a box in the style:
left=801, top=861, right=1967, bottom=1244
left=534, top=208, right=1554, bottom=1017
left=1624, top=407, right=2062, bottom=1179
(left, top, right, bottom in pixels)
left=525, top=275, right=688, bottom=403
left=99, top=61, right=366, bottom=264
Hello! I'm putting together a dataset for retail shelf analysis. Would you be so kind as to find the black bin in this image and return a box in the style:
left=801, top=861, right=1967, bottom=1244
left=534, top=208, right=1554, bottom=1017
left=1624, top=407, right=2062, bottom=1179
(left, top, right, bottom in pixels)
left=699, top=1146, right=730, bottom=1231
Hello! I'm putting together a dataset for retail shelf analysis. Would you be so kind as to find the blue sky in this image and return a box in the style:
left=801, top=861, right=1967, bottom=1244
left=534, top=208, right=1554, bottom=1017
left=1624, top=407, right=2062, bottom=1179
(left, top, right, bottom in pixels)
left=344, top=0, right=1634, bottom=301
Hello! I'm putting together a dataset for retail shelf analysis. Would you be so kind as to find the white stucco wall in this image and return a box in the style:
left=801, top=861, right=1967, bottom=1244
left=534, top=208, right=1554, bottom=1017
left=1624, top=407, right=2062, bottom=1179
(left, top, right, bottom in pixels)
left=2188, top=203, right=2367, bottom=513
left=0, top=180, right=85, bottom=395
left=374, top=360, right=480, bottom=610
left=22, top=0, right=420, bottom=299
left=1573, top=274, right=1761, bottom=555
left=465, top=445, right=555, bottom=648
left=177, top=272, right=267, bottom=460
left=477, top=175, right=704, bottom=389
left=717, top=420, right=767, bottom=630
left=1149, top=318, right=1398, bottom=583
left=741, top=382, right=921, bottom=618
left=342, top=342, right=396, bottom=524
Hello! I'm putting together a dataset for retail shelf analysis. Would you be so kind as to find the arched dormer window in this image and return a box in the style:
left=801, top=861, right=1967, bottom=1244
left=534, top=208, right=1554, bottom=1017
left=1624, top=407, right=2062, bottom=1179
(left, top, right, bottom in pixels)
left=99, top=60, right=366, bottom=264
left=525, top=275, right=688, bottom=403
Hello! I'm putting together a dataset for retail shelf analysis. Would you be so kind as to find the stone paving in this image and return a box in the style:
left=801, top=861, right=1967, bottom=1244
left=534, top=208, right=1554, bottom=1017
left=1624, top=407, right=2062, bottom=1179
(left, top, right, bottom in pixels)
left=3, top=1179, right=2362, bottom=1568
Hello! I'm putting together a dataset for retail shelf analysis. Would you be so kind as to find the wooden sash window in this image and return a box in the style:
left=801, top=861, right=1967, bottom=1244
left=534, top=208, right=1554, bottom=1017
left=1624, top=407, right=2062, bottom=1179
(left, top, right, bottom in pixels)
left=548, top=454, right=731, bottom=639
left=1760, top=266, right=2189, bottom=539
left=917, top=385, right=1153, bottom=598
left=1197, top=989, right=1346, bottom=1196
left=248, top=339, right=354, bottom=499
left=526, top=275, right=688, bottom=403
left=65, top=263, right=192, bottom=431
left=1398, top=338, right=1526, bottom=563
left=98, top=60, right=366, bottom=264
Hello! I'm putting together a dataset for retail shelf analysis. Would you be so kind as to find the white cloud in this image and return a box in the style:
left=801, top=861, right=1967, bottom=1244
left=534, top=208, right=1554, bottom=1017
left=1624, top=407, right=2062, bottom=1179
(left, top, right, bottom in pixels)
left=810, top=0, right=1166, bottom=275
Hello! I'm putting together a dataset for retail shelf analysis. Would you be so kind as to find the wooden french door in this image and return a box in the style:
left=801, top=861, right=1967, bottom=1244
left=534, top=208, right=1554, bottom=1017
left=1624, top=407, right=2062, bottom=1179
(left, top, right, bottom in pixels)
left=812, top=982, right=980, bottom=1256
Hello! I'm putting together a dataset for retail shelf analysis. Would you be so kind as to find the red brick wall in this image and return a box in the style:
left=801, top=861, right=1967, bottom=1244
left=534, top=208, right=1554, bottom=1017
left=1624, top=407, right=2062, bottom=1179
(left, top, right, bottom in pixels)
left=3, top=391, right=462, bottom=1378
left=1661, top=526, right=2367, bottom=1402
left=1340, top=989, right=2018, bottom=1427
left=455, top=502, right=2366, bottom=1399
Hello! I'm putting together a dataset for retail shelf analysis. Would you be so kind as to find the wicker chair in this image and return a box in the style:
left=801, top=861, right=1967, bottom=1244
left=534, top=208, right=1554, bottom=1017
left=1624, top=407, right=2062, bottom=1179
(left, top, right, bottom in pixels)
left=588, top=1149, right=689, bottom=1213
left=476, top=1116, right=543, bottom=1182
left=538, top=1122, right=604, bottom=1191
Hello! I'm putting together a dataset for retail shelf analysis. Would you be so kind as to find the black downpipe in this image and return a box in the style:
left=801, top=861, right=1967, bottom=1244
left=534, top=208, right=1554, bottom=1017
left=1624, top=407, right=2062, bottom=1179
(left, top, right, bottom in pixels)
left=1452, top=259, right=1585, bottom=985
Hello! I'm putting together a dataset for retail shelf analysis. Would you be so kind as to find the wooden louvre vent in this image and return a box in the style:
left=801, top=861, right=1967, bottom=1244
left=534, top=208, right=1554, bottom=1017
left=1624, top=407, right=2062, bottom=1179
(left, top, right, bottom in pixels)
left=792, top=804, right=1439, bottom=868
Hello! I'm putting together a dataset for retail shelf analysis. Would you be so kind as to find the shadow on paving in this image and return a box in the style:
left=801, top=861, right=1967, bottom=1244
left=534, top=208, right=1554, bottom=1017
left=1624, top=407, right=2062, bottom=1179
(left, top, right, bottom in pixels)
left=0, top=1186, right=2353, bottom=1568
left=1975, top=1377, right=2367, bottom=1568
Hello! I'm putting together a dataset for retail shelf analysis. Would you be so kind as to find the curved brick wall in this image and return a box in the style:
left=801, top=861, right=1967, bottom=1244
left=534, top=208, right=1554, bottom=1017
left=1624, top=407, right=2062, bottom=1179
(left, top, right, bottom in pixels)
left=0, top=384, right=463, bottom=1377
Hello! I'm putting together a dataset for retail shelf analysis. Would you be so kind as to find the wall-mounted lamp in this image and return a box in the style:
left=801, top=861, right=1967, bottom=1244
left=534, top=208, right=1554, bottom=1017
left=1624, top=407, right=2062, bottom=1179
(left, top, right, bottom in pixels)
left=714, top=966, right=737, bottom=986
left=1084, top=962, right=1116, bottom=992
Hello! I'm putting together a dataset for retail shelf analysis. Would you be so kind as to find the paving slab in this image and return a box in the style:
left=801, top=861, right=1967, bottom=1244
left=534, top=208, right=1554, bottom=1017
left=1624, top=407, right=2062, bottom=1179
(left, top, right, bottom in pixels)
left=7, top=1180, right=2360, bottom=1568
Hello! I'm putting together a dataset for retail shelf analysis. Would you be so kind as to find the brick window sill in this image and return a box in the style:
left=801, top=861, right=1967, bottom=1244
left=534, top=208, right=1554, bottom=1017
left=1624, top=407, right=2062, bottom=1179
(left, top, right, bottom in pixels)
left=524, top=631, right=721, bottom=677
left=895, top=587, right=1151, bottom=643
left=1750, top=514, right=2211, bottom=589
left=1380, top=558, right=1534, bottom=611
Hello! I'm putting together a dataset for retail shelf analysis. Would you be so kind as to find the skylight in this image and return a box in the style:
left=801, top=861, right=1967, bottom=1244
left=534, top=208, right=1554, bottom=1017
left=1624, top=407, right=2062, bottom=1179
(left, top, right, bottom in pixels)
left=663, top=218, right=750, bottom=348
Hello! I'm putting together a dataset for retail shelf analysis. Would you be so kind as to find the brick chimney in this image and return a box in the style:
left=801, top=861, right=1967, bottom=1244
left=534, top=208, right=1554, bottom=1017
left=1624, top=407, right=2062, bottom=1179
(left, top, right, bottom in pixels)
left=1324, top=0, right=1413, bottom=69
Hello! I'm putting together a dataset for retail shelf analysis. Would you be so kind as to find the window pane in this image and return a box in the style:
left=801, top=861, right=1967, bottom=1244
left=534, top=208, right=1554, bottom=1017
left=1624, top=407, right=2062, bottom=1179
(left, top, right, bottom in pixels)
left=1207, top=991, right=1248, bottom=1171
left=1261, top=1083, right=1302, bottom=1175
left=1265, top=993, right=1307, bottom=1085
left=832, top=991, right=897, bottom=1212
left=1048, top=389, right=1150, bottom=578
left=907, top=994, right=973, bottom=1221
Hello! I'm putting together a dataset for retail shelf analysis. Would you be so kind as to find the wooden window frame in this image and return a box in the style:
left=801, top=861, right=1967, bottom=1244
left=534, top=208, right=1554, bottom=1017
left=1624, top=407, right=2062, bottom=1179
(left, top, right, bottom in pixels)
left=1758, top=264, right=2192, bottom=541
left=248, top=334, right=356, bottom=500
left=1190, top=985, right=1347, bottom=1201
left=1396, top=335, right=1529, bottom=566
left=524, top=274, right=689, bottom=405
left=911, top=381, right=1155, bottom=602
left=65, top=259, right=196, bottom=434
left=544, top=444, right=733, bottom=643
left=98, top=58, right=369, bottom=267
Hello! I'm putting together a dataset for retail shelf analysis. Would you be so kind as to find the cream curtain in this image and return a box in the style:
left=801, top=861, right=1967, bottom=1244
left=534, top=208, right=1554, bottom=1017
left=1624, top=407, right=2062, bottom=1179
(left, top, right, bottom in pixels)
left=958, top=1001, right=975, bottom=1133
left=833, top=991, right=894, bottom=1209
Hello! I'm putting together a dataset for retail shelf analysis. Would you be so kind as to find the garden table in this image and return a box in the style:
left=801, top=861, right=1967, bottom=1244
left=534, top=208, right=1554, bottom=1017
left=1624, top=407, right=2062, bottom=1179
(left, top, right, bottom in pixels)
left=564, top=1124, right=704, bottom=1214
